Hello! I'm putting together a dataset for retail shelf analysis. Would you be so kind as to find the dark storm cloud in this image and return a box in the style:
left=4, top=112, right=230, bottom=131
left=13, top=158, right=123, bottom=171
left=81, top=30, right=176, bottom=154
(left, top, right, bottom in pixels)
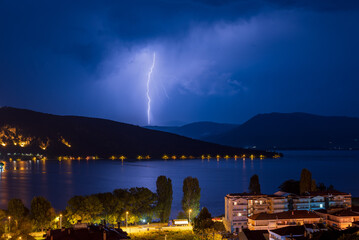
left=0, top=0, right=359, bottom=124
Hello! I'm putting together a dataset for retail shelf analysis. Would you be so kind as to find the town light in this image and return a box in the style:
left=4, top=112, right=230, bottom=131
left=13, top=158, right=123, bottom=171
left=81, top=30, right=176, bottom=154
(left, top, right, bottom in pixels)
left=188, top=209, right=192, bottom=223
left=59, top=214, right=63, bottom=229
left=8, top=216, right=11, bottom=232
left=126, top=211, right=129, bottom=228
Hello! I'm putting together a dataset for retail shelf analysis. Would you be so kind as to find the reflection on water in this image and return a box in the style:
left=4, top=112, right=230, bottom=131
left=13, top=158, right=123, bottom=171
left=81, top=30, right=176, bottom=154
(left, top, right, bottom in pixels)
left=0, top=151, right=358, bottom=217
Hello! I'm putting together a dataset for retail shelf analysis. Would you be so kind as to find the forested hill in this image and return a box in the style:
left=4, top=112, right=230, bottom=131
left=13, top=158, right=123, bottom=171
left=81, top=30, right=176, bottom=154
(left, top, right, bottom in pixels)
left=0, top=107, right=277, bottom=159
left=205, top=112, right=359, bottom=150
left=145, top=121, right=239, bottom=140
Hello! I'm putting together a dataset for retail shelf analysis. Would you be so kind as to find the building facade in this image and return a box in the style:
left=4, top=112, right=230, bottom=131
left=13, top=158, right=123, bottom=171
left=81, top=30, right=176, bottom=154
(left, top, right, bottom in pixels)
left=224, top=193, right=269, bottom=232
left=315, top=209, right=359, bottom=229
left=247, top=210, right=321, bottom=231
left=224, top=190, right=351, bottom=232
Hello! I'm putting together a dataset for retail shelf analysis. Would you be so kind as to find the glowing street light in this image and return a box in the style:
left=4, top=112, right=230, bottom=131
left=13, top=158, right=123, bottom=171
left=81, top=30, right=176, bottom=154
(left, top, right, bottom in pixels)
left=188, top=209, right=192, bottom=224
left=126, top=211, right=129, bottom=228
left=8, top=216, right=11, bottom=232
left=59, top=214, right=63, bottom=229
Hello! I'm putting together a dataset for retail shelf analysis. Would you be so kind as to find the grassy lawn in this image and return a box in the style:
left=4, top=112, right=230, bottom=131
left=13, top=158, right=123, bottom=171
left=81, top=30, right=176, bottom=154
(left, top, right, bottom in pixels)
left=130, top=230, right=197, bottom=240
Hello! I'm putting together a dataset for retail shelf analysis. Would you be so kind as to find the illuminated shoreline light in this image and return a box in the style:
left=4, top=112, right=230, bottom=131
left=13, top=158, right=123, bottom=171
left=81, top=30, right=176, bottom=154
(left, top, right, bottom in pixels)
left=60, top=137, right=71, bottom=148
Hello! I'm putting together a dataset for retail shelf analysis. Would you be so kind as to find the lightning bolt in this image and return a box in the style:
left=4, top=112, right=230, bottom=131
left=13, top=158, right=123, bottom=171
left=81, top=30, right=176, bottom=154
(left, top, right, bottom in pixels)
left=147, top=52, right=156, bottom=125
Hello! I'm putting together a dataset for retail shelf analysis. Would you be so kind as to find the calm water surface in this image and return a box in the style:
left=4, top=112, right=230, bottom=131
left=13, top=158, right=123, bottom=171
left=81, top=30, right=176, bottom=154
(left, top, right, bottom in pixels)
left=0, top=150, right=358, bottom=217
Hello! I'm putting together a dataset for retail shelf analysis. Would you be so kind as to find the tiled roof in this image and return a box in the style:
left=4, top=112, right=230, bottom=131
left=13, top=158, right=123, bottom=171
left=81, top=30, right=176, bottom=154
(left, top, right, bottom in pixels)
left=352, top=206, right=359, bottom=213
left=314, top=209, right=328, bottom=214
left=306, top=190, right=350, bottom=196
left=227, top=192, right=267, bottom=197
left=331, top=209, right=359, bottom=217
left=249, top=210, right=320, bottom=220
left=270, top=226, right=305, bottom=236
left=242, top=229, right=268, bottom=240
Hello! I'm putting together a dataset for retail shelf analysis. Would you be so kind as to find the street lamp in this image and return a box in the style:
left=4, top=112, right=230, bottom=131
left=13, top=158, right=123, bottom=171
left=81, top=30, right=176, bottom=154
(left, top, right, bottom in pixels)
left=8, top=216, right=11, bottom=232
left=59, top=214, right=63, bottom=229
left=188, top=209, right=192, bottom=224
left=126, top=211, right=129, bottom=228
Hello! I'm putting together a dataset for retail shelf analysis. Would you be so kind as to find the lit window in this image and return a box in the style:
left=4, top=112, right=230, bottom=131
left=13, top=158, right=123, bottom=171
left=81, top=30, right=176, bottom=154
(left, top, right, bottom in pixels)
left=234, top=202, right=237, bottom=205
left=260, top=201, right=263, bottom=205
left=255, top=200, right=258, bottom=204
left=320, top=204, right=323, bottom=208
left=238, top=213, right=242, bottom=216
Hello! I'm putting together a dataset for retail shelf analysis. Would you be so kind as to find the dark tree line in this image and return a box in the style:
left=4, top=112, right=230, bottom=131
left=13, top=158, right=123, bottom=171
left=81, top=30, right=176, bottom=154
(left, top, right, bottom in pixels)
left=279, top=168, right=335, bottom=195
left=0, top=196, right=54, bottom=239
left=1, top=175, right=205, bottom=237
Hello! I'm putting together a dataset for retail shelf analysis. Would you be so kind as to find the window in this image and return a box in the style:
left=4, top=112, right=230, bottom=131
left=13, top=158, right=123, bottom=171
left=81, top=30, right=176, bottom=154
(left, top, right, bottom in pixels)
left=320, top=204, right=323, bottom=208
left=260, top=200, right=263, bottom=204
left=238, top=213, right=242, bottom=216
left=234, top=202, right=237, bottom=205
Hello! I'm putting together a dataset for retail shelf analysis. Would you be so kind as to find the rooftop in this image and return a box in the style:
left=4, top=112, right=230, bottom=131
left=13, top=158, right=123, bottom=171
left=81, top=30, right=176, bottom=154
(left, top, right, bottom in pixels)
left=241, top=229, right=268, bottom=240
left=270, top=226, right=306, bottom=236
left=249, top=210, right=320, bottom=220
left=306, top=190, right=351, bottom=197
left=227, top=192, right=267, bottom=197
left=330, top=209, right=359, bottom=217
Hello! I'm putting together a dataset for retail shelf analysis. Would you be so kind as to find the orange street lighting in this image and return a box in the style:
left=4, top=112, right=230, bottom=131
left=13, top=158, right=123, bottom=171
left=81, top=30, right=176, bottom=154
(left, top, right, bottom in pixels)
left=188, top=209, right=192, bottom=223
left=126, top=211, right=129, bottom=228
left=8, top=216, right=11, bottom=232
left=59, top=214, right=63, bottom=229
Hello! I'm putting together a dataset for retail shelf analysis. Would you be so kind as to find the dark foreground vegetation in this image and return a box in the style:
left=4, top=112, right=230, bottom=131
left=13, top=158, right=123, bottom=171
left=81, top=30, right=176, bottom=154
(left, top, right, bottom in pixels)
left=0, top=175, right=217, bottom=239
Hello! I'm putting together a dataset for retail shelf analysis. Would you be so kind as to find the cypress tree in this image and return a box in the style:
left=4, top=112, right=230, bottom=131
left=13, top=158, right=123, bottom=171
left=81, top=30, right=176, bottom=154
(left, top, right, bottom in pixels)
left=300, top=168, right=312, bottom=194
left=156, top=176, right=173, bottom=222
left=249, top=174, right=261, bottom=194
left=182, top=177, right=201, bottom=220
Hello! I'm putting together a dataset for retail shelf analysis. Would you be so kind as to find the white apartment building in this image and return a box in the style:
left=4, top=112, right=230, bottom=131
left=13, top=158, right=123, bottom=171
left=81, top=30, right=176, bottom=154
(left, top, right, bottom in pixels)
left=224, top=193, right=269, bottom=232
left=268, top=195, right=289, bottom=213
left=224, top=190, right=351, bottom=232
left=290, top=195, right=325, bottom=211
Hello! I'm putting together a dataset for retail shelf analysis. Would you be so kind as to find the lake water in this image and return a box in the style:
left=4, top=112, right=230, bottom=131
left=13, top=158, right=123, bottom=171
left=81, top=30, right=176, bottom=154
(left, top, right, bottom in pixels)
left=0, top=150, right=358, bottom=218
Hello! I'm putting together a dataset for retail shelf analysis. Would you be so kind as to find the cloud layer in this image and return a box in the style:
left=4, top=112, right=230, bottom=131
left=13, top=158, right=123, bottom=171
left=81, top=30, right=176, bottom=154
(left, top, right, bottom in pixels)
left=1, top=0, right=359, bottom=125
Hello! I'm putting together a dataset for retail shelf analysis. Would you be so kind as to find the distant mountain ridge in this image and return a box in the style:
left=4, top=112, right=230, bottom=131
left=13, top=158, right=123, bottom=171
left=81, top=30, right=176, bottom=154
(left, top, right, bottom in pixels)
left=145, top=121, right=239, bottom=140
left=0, top=107, right=275, bottom=158
left=205, top=112, right=359, bottom=150
left=144, top=113, right=359, bottom=150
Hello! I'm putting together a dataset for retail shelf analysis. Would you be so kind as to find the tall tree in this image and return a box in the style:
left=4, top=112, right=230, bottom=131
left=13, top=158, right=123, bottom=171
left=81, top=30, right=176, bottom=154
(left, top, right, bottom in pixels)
left=8, top=198, right=27, bottom=225
left=113, top=187, right=157, bottom=223
left=249, top=174, right=261, bottom=194
left=278, top=179, right=300, bottom=195
left=30, top=196, right=53, bottom=232
left=66, top=195, right=103, bottom=224
left=311, top=179, right=317, bottom=192
left=156, top=176, right=173, bottom=223
left=193, top=207, right=214, bottom=234
left=182, top=177, right=201, bottom=221
left=96, top=192, right=123, bottom=225
left=300, top=168, right=312, bottom=194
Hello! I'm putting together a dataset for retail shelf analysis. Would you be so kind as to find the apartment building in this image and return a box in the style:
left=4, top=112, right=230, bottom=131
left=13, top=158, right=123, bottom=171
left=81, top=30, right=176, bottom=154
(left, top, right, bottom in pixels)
left=268, top=195, right=289, bottom=213
left=224, top=190, right=351, bottom=232
left=224, top=193, right=269, bottom=232
left=290, top=195, right=325, bottom=211
left=315, top=209, right=359, bottom=229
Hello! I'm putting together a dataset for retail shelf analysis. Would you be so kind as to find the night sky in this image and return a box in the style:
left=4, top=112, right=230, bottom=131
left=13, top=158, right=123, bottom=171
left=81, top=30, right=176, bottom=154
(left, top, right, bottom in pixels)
left=1, top=0, right=359, bottom=125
